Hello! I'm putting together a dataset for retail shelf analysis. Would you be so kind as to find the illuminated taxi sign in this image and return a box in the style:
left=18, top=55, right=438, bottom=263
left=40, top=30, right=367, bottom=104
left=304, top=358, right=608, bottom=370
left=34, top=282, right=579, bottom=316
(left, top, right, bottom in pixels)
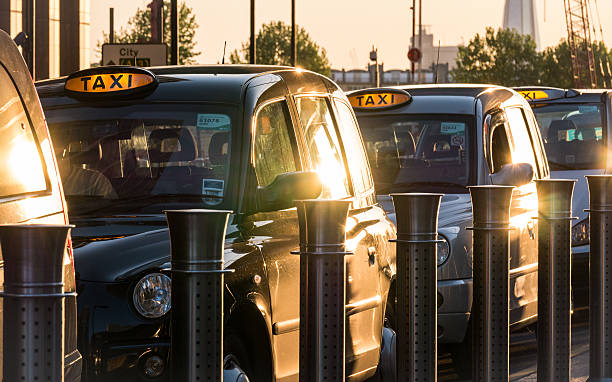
left=517, top=90, right=550, bottom=101
left=64, top=66, right=157, bottom=98
left=348, top=89, right=412, bottom=111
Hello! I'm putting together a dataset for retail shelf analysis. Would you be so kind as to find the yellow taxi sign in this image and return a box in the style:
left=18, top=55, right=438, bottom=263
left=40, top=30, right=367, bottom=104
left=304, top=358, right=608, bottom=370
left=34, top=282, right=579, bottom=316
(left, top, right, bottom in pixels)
left=348, top=88, right=412, bottom=111
left=517, top=90, right=550, bottom=101
left=64, top=66, right=157, bottom=97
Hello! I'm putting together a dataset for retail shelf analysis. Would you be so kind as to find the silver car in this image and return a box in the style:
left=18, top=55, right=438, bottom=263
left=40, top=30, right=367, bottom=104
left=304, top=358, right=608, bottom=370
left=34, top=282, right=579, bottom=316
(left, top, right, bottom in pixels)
left=348, top=84, right=550, bottom=377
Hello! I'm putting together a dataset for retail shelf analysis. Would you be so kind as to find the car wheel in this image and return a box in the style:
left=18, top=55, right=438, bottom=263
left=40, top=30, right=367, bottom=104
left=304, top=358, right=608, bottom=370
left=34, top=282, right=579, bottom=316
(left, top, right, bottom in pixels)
left=224, top=333, right=252, bottom=382
left=448, top=320, right=472, bottom=379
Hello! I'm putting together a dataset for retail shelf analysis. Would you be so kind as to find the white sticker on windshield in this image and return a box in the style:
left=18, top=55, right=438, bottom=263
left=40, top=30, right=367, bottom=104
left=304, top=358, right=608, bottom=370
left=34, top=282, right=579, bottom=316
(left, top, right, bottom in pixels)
left=197, top=114, right=230, bottom=130
left=202, top=178, right=224, bottom=204
left=440, top=122, right=465, bottom=134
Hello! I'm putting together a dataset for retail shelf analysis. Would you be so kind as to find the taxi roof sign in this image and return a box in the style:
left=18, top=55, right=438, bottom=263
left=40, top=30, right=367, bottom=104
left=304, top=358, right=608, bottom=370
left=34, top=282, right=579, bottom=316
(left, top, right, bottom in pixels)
left=514, top=87, right=580, bottom=103
left=348, top=88, right=412, bottom=111
left=64, top=66, right=157, bottom=98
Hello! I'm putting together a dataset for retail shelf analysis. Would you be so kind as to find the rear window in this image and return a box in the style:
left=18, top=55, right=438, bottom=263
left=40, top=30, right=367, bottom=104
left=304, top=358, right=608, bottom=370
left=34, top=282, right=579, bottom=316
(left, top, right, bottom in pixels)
left=532, top=103, right=605, bottom=170
left=0, top=67, right=47, bottom=198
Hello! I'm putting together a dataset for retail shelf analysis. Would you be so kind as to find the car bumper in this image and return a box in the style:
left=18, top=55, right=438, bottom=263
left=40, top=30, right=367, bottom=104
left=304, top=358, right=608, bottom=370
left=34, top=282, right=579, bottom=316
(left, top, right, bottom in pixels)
left=437, top=279, right=472, bottom=344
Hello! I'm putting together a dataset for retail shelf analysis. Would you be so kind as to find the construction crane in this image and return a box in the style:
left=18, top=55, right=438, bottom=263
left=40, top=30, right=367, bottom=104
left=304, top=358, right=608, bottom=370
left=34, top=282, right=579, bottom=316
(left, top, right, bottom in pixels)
left=563, top=0, right=597, bottom=88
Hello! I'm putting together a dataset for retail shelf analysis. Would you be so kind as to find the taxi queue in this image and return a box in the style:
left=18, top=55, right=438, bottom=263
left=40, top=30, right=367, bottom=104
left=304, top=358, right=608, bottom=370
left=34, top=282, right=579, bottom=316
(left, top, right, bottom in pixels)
left=0, top=26, right=601, bottom=380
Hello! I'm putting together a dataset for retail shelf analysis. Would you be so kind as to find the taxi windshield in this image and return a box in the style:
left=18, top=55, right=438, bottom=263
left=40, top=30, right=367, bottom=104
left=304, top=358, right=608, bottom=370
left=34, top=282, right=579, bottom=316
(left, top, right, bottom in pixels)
left=532, top=103, right=605, bottom=170
left=356, top=114, right=472, bottom=194
left=44, top=103, right=235, bottom=215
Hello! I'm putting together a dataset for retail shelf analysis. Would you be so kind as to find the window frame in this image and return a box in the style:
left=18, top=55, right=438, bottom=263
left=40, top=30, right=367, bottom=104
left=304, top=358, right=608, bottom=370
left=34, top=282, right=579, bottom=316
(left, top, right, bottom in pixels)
left=291, top=93, right=355, bottom=199
left=0, top=64, right=51, bottom=201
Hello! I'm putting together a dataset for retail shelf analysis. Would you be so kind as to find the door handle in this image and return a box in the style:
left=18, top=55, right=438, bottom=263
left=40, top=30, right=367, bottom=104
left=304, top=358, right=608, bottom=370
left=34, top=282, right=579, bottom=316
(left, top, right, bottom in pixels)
left=528, top=220, right=535, bottom=240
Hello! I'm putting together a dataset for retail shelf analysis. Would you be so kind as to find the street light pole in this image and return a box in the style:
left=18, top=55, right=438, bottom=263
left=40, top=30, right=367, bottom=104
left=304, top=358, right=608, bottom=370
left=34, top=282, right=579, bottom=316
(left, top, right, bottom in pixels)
left=291, top=0, right=296, bottom=67
left=250, top=0, right=256, bottom=64
left=109, top=8, right=114, bottom=44
left=23, top=0, right=35, bottom=78
left=170, top=0, right=178, bottom=65
left=411, top=0, right=415, bottom=83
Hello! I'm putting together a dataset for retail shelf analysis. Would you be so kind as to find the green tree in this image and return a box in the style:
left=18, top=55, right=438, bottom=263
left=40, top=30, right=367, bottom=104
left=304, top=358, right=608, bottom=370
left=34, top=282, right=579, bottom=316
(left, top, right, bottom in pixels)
left=230, top=21, right=331, bottom=76
left=541, top=40, right=612, bottom=88
left=98, top=1, right=200, bottom=65
left=451, top=27, right=542, bottom=86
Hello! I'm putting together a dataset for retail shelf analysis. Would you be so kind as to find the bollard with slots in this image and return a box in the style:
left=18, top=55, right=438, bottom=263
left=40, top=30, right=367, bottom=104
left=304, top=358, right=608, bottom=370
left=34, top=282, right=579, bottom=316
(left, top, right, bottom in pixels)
left=166, top=209, right=233, bottom=382
left=468, top=185, right=514, bottom=382
left=535, top=179, right=576, bottom=382
left=586, top=175, right=612, bottom=382
left=294, top=200, right=352, bottom=382
left=390, top=193, right=443, bottom=382
left=0, top=224, right=74, bottom=382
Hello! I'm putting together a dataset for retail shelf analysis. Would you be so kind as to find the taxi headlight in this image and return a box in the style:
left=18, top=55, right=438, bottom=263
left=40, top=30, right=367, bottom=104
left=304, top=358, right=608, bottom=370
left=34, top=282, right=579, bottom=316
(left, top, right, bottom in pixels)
left=437, top=235, right=450, bottom=266
left=571, top=218, right=589, bottom=247
left=133, top=273, right=171, bottom=318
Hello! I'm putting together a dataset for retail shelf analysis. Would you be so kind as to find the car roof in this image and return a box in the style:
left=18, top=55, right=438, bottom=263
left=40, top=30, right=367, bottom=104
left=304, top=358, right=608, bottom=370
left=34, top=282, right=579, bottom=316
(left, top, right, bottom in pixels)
left=349, top=84, right=517, bottom=116
left=36, top=65, right=341, bottom=108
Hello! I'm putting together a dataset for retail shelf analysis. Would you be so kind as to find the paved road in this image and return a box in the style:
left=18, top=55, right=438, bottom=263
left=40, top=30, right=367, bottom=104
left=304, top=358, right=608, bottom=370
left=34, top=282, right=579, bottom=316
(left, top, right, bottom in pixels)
left=438, top=313, right=590, bottom=381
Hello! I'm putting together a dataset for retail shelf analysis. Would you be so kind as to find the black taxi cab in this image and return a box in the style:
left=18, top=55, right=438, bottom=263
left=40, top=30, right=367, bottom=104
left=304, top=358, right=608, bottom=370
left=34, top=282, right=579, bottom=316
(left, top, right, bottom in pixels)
left=347, top=85, right=549, bottom=377
left=515, top=86, right=612, bottom=308
left=35, top=65, right=397, bottom=381
left=0, top=30, right=81, bottom=380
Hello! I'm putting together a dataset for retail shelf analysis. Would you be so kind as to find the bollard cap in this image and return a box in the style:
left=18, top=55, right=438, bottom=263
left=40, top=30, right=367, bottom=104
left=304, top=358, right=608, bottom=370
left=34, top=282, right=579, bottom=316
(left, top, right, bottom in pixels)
left=586, top=175, right=612, bottom=211
left=295, top=200, right=351, bottom=254
left=390, top=193, right=443, bottom=238
left=468, top=185, right=514, bottom=228
left=535, top=179, right=576, bottom=219
left=165, top=209, right=232, bottom=270
left=0, top=224, right=73, bottom=293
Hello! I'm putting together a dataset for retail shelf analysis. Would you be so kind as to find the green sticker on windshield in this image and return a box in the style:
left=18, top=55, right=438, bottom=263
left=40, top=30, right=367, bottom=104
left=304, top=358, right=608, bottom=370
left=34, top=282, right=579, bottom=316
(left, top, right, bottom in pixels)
left=440, top=122, right=465, bottom=134
left=197, top=114, right=230, bottom=130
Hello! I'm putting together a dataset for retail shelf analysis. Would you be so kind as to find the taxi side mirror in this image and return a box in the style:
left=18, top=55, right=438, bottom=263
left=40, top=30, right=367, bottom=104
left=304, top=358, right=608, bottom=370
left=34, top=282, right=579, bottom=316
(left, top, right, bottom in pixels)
left=490, top=162, right=534, bottom=187
left=256, top=171, right=322, bottom=212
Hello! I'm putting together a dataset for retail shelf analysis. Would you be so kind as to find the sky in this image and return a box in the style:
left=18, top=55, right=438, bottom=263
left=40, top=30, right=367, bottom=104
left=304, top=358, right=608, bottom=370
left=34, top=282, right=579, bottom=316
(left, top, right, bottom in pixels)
left=90, top=0, right=612, bottom=70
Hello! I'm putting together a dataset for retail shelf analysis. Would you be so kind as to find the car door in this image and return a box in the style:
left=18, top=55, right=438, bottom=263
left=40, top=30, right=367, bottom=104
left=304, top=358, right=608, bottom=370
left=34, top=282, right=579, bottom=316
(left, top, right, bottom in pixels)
left=293, top=95, right=386, bottom=378
left=496, top=107, right=540, bottom=323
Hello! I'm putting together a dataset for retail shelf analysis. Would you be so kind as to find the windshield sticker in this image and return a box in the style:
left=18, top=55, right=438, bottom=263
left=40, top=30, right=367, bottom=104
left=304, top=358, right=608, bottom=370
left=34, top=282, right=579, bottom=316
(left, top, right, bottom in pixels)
left=440, top=122, right=465, bottom=134
left=197, top=114, right=230, bottom=130
left=202, top=178, right=224, bottom=204
left=578, top=105, right=599, bottom=113
left=451, top=135, right=465, bottom=146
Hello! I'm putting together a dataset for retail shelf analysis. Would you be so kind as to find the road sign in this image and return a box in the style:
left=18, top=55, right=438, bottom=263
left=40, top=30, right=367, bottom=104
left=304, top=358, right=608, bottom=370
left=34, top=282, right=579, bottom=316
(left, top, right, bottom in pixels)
left=408, top=48, right=422, bottom=63
left=102, top=43, right=167, bottom=67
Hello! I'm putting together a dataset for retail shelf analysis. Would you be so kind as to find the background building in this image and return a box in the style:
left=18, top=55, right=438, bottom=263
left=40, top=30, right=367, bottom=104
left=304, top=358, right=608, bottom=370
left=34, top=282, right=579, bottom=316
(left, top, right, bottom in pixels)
left=503, top=0, right=540, bottom=49
left=0, top=0, right=90, bottom=80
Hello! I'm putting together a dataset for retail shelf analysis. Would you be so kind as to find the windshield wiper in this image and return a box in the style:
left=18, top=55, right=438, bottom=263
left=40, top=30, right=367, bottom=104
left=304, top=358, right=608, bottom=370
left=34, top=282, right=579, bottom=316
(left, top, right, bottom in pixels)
left=76, top=194, right=222, bottom=216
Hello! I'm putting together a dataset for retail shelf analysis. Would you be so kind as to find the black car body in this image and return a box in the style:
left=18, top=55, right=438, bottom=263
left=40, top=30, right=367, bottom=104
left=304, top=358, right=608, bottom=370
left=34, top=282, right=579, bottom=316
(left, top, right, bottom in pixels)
left=36, top=65, right=397, bottom=381
left=515, top=86, right=612, bottom=308
left=0, top=30, right=81, bottom=380
left=348, top=84, right=550, bottom=376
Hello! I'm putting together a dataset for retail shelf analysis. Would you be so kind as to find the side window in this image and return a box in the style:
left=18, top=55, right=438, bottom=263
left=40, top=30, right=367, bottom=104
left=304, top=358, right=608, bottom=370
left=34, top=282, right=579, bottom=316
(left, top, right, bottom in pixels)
left=505, top=107, right=539, bottom=178
left=489, top=120, right=512, bottom=174
left=253, top=101, right=297, bottom=187
left=295, top=96, right=351, bottom=199
left=0, top=67, right=47, bottom=197
left=333, top=99, right=374, bottom=199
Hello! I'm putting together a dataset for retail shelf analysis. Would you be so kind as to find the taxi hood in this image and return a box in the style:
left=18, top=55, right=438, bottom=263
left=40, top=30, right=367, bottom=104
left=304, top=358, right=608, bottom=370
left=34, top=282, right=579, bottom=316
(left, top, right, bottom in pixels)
left=377, top=193, right=472, bottom=228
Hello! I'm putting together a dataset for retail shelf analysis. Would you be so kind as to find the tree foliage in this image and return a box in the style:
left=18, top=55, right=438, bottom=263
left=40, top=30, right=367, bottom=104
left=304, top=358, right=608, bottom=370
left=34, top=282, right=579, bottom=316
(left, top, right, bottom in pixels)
left=97, top=1, right=199, bottom=65
left=453, top=27, right=612, bottom=88
left=452, top=27, right=541, bottom=86
left=229, top=21, right=331, bottom=76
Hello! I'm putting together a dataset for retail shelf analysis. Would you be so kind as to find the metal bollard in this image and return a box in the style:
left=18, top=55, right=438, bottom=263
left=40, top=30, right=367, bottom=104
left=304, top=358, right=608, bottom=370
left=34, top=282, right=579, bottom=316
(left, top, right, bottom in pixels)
left=468, top=185, right=514, bottom=382
left=586, top=175, right=612, bottom=382
left=294, top=200, right=352, bottom=382
left=165, top=209, right=233, bottom=382
left=0, top=224, right=74, bottom=382
left=535, top=179, right=576, bottom=382
left=390, top=193, right=442, bottom=382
